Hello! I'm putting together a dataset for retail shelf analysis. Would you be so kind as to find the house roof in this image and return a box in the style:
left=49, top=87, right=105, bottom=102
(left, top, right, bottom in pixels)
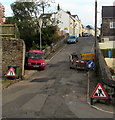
left=72, top=15, right=76, bottom=18
left=72, top=15, right=80, bottom=21
left=102, top=6, right=115, bottom=18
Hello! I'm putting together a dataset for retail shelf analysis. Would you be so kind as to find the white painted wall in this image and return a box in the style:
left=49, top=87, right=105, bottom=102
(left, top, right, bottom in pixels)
left=99, top=41, right=115, bottom=72
left=69, top=16, right=74, bottom=35
left=73, top=16, right=82, bottom=37
left=52, top=10, right=70, bottom=34
left=99, top=41, right=115, bottom=49
left=105, top=58, right=115, bottom=71
left=51, top=10, right=82, bottom=36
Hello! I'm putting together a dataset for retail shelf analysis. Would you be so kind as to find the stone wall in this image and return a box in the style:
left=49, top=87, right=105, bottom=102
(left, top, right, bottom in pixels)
left=2, top=37, right=25, bottom=78
left=95, top=41, right=115, bottom=88
left=102, top=18, right=115, bottom=37
left=0, top=36, right=2, bottom=80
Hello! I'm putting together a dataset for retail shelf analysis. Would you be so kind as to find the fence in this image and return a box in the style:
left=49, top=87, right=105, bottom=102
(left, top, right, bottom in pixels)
left=0, top=24, right=20, bottom=38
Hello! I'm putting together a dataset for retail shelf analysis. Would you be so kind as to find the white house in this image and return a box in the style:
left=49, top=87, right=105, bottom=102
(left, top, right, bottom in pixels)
left=51, top=9, right=70, bottom=34
left=52, top=10, right=82, bottom=36
left=72, top=15, right=82, bottom=37
left=40, top=9, right=82, bottom=36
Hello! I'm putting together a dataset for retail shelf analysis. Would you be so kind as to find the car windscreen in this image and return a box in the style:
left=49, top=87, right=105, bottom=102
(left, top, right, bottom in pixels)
left=69, top=36, right=76, bottom=39
left=28, top=53, right=44, bottom=59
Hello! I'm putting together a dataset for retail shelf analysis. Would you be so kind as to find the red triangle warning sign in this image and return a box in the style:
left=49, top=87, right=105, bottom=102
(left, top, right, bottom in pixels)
left=91, top=83, right=109, bottom=99
left=5, top=67, right=16, bottom=77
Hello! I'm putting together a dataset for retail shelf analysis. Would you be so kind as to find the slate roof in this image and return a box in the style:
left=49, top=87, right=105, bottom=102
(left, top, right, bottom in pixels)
left=102, top=6, right=115, bottom=18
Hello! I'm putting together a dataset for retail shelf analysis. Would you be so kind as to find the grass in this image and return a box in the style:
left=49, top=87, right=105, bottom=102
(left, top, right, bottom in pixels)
left=2, top=77, right=16, bottom=83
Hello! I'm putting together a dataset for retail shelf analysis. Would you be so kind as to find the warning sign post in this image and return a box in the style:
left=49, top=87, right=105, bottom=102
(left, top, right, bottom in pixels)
left=90, top=83, right=110, bottom=105
left=5, top=67, right=16, bottom=78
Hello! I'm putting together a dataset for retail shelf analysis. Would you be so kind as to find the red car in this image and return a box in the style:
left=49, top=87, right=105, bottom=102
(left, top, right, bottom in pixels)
left=26, top=50, right=46, bottom=70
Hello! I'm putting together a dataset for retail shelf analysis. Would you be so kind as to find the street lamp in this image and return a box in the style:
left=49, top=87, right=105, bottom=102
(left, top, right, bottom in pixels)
left=39, top=19, right=43, bottom=50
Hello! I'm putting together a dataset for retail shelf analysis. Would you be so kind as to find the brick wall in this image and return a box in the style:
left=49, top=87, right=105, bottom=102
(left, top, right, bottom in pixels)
left=2, top=37, right=25, bottom=78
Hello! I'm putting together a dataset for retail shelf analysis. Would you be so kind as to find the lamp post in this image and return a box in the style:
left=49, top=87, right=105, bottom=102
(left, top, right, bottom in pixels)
left=39, top=19, right=43, bottom=50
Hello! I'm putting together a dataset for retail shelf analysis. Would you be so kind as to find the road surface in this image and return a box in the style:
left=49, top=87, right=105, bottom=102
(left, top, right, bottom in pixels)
left=2, top=37, right=114, bottom=118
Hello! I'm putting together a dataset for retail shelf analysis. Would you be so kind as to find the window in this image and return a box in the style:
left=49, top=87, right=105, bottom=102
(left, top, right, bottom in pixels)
left=110, top=22, right=115, bottom=29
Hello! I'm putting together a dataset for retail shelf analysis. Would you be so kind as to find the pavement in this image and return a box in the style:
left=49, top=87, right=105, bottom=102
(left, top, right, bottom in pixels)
left=2, top=59, right=50, bottom=89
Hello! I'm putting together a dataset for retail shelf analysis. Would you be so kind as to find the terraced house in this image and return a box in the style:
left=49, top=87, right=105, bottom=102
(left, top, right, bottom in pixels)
left=40, top=8, right=82, bottom=36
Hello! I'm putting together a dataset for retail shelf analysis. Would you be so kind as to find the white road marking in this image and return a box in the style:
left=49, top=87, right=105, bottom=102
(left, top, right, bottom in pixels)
left=48, top=44, right=67, bottom=62
left=88, top=102, right=114, bottom=114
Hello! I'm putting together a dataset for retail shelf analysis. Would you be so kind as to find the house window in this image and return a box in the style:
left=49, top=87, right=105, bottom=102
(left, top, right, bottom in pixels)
left=110, top=22, right=115, bottom=29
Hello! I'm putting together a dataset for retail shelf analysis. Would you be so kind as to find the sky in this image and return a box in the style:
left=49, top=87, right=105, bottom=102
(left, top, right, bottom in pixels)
left=0, top=0, right=115, bottom=27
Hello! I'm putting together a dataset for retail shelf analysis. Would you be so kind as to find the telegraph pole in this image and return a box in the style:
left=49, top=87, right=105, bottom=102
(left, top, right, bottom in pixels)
left=94, top=0, right=97, bottom=72
left=95, top=0, right=97, bottom=44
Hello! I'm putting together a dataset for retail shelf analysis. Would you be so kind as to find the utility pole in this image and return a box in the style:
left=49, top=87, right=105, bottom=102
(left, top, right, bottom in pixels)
left=95, top=0, right=97, bottom=45
left=41, top=1, right=45, bottom=15
left=94, top=0, right=97, bottom=72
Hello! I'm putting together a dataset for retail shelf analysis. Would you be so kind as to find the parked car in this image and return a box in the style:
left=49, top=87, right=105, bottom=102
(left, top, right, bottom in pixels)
left=67, top=35, right=78, bottom=44
left=25, top=50, right=46, bottom=70
left=83, top=33, right=93, bottom=37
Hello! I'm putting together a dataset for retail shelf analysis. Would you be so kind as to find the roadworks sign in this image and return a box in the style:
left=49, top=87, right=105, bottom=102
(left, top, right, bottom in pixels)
left=5, top=67, right=16, bottom=77
left=81, top=53, right=95, bottom=60
left=91, top=83, right=109, bottom=99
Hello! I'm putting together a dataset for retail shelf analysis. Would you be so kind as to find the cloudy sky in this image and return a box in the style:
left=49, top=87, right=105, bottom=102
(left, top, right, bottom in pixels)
left=1, top=0, right=114, bottom=27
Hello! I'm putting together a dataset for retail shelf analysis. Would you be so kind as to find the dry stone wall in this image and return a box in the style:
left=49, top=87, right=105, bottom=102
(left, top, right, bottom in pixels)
left=2, top=37, right=25, bottom=78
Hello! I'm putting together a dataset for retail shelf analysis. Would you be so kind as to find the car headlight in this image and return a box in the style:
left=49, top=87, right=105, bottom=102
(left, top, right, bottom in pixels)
left=28, top=63, right=31, bottom=65
left=41, top=63, right=45, bottom=65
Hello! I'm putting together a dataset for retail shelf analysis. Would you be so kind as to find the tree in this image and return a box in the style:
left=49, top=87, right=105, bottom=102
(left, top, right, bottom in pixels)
left=36, top=0, right=51, bottom=14
left=11, top=1, right=60, bottom=50
left=11, top=2, right=40, bottom=50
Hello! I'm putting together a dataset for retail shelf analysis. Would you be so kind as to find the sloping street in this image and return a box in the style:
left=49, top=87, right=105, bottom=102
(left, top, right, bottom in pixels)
left=2, top=37, right=113, bottom=118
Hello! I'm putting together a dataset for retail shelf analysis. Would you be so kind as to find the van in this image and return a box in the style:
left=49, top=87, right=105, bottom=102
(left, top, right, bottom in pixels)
left=26, top=50, right=46, bottom=70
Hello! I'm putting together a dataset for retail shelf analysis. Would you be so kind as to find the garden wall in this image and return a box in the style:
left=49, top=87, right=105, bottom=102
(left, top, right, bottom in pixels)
left=2, top=37, right=25, bottom=78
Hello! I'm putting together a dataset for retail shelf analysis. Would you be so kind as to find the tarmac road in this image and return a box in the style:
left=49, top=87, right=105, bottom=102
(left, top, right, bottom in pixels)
left=2, top=37, right=114, bottom=118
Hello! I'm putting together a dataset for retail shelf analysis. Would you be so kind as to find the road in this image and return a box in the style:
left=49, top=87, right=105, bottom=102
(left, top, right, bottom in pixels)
left=2, top=37, right=114, bottom=118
